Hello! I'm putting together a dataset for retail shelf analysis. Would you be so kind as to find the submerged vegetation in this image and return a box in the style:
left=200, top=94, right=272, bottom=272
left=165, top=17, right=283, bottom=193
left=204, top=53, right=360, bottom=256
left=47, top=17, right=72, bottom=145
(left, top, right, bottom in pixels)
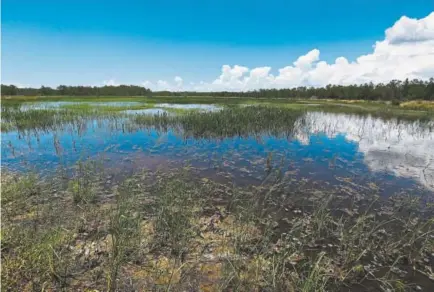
left=2, top=164, right=434, bottom=291
left=1, top=99, right=434, bottom=291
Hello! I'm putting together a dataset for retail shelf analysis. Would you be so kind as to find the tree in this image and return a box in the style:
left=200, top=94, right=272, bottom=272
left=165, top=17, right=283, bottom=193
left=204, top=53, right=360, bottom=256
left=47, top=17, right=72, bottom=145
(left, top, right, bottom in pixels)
left=2, top=79, right=434, bottom=101
left=1, top=84, right=18, bottom=96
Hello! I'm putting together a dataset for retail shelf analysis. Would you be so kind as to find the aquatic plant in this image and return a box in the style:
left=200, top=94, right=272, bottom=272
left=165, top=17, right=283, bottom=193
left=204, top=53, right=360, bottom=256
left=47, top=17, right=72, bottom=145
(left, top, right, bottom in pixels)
left=68, top=160, right=101, bottom=204
left=2, top=165, right=433, bottom=291
left=135, top=106, right=304, bottom=138
left=1, top=99, right=433, bottom=291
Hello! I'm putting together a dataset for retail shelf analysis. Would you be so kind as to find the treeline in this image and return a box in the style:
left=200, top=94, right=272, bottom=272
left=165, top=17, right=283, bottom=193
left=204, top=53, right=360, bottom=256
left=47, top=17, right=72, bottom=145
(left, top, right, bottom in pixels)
left=2, top=78, right=434, bottom=100
left=165, top=79, right=434, bottom=101
left=1, top=85, right=152, bottom=97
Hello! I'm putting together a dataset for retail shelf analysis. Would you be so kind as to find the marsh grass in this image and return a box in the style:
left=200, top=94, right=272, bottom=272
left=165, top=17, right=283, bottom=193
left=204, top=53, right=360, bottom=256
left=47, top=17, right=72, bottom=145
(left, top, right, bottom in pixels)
left=2, top=165, right=433, bottom=291
left=1, top=99, right=433, bottom=291
left=60, top=102, right=156, bottom=112
left=400, top=100, right=434, bottom=111
left=217, top=180, right=434, bottom=291
left=106, top=178, right=142, bottom=291
left=1, top=172, right=78, bottom=290
left=2, top=97, right=431, bottom=134
left=2, top=98, right=434, bottom=292
left=1, top=106, right=124, bottom=132
left=151, top=174, right=204, bottom=257
left=135, top=106, right=304, bottom=138
left=2, top=225, right=75, bottom=290
left=68, top=160, right=102, bottom=204
left=1, top=107, right=75, bottom=132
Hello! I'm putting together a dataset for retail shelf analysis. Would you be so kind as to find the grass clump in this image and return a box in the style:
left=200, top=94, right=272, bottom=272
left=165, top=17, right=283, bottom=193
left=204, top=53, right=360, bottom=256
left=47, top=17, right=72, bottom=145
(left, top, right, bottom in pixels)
left=61, top=102, right=155, bottom=112
left=106, top=178, right=142, bottom=291
left=1, top=107, right=75, bottom=132
left=151, top=173, right=204, bottom=257
left=400, top=100, right=434, bottom=111
left=2, top=163, right=433, bottom=291
left=135, top=106, right=304, bottom=138
left=2, top=225, right=75, bottom=290
left=1, top=171, right=77, bottom=290
left=68, top=160, right=102, bottom=204
left=1, top=105, right=124, bottom=132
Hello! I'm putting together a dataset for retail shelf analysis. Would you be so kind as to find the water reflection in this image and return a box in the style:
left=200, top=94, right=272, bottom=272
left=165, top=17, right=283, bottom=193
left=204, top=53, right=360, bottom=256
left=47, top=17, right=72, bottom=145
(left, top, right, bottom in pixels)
left=294, top=112, right=434, bottom=190
left=1, top=111, right=433, bottom=194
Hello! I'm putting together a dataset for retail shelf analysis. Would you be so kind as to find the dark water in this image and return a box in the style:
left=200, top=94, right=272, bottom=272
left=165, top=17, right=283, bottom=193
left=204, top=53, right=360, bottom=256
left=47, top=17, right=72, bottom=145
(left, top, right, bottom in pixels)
left=2, top=111, right=433, bottom=196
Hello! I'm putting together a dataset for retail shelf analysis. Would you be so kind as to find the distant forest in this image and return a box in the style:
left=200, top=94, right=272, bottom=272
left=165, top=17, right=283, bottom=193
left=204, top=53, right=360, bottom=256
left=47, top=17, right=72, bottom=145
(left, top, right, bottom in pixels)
left=2, top=78, right=434, bottom=100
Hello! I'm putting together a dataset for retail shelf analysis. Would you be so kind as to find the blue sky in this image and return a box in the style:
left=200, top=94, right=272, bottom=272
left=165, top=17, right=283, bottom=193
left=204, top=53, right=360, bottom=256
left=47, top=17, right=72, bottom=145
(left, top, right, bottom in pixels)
left=2, top=0, right=433, bottom=89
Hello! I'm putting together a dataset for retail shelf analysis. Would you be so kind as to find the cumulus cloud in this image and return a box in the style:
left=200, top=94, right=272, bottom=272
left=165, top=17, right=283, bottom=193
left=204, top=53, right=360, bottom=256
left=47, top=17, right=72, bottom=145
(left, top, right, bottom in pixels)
left=143, top=12, right=434, bottom=91
left=102, top=79, right=118, bottom=86
left=142, top=76, right=185, bottom=91
left=174, top=76, right=183, bottom=88
left=386, top=12, right=434, bottom=44
left=2, top=82, right=29, bottom=88
left=293, top=49, right=320, bottom=69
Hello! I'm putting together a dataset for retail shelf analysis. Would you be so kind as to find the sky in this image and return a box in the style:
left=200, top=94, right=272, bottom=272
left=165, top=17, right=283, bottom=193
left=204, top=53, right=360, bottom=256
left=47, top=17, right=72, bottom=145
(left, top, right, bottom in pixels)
left=2, top=0, right=434, bottom=91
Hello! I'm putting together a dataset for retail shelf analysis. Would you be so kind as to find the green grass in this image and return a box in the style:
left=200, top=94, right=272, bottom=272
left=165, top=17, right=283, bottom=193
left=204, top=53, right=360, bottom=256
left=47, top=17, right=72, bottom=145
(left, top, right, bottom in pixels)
left=3, top=95, right=433, bottom=122
left=1, top=107, right=80, bottom=132
left=2, top=161, right=433, bottom=291
left=1, top=98, right=433, bottom=290
left=3, top=98, right=431, bottom=137
left=68, top=160, right=102, bottom=204
left=60, top=102, right=157, bottom=112
left=135, top=106, right=304, bottom=138
left=106, top=178, right=142, bottom=291
left=400, top=100, right=434, bottom=111
left=0, top=106, right=125, bottom=132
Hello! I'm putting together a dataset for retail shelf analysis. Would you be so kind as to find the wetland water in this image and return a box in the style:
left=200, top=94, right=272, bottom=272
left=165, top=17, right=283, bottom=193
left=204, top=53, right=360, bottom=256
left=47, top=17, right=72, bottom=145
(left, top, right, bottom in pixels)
left=2, top=106, right=433, bottom=196
left=2, top=101, right=434, bottom=291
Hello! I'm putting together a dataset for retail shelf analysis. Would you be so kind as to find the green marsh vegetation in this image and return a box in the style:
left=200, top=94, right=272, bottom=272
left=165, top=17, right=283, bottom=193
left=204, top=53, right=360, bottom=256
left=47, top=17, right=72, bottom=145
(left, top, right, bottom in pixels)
left=0, top=105, right=130, bottom=133
left=134, top=106, right=304, bottom=138
left=400, top=100, right=434, bottom=111
left=2, top=162, right=434, bottom=291
left=1, top=99, right=434, bottom=291
left=2, top=78, right=434, bottom=122
left=3, top=95, right=433, bottom=128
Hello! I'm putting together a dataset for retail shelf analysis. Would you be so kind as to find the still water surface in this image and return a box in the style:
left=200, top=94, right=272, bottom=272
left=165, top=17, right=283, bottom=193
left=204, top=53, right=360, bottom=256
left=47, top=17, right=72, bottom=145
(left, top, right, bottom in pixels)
left=2, top=111, right=433, bottom=196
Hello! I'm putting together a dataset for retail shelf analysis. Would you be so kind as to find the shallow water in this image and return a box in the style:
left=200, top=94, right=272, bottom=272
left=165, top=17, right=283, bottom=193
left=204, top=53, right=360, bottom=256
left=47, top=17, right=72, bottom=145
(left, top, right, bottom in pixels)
left=294, top=112, right=434, bottom=190
left=20, top=101, right=142, bottom=110
left=20, top=101, right=80, bottom=110
left=2, top=108, right=433, bottom=196
left=156, top=103, right=221, bottom=111
left=122, top=108, right=168, bottom=115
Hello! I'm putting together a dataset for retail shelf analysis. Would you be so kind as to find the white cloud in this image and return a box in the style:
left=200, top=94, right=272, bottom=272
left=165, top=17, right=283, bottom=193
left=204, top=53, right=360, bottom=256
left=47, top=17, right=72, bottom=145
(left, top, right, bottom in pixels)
left=157, top=80, right=169, bottom=89
left=143, top=12, right=434, bottom=91
left=141, top=80, right=154, bottom=88
left=102, top=79, right=118, bottom=86
left=386, top=12, right=434, bottom=44
left=142, top=76, right=185, bottom=91
left=293, top=48, right=320, bottom=69
left=174, top=76, right=183, bottom=89
left=2, top=82, right=29, bottom=88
